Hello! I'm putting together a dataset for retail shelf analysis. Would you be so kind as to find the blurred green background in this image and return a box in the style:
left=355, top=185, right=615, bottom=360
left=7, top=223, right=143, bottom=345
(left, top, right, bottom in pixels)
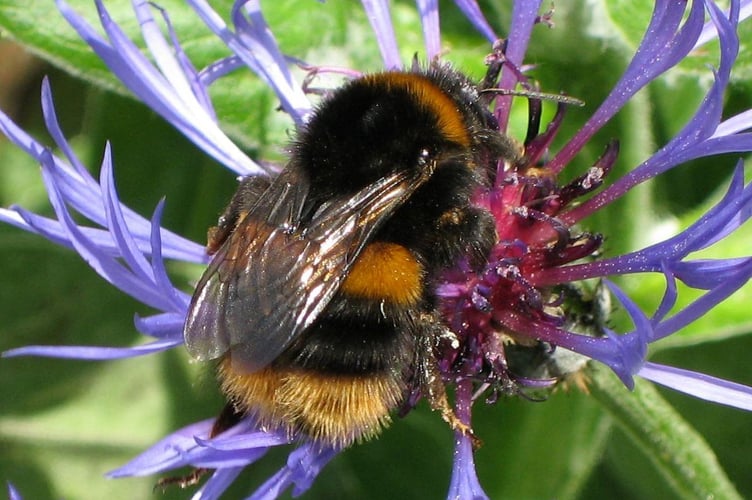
left=1, top=0, right=752, bottom=498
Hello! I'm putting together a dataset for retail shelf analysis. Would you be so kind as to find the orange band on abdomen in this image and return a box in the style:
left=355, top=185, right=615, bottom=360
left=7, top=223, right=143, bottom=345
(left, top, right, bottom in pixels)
left=340, top=241, right=423, bottom=305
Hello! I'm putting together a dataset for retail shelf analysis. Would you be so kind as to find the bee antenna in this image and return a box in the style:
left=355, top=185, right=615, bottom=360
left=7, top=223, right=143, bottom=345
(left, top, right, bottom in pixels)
left=480, top=88, right=584, bottom=107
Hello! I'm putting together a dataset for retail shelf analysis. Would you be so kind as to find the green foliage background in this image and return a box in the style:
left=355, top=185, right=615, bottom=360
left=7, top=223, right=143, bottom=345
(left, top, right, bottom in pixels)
left=1, top=1, right=751, bottom=499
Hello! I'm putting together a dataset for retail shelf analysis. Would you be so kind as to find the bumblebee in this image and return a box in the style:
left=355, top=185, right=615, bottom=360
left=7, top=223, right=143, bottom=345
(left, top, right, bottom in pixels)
left=184, top=64, right=519, bottom=449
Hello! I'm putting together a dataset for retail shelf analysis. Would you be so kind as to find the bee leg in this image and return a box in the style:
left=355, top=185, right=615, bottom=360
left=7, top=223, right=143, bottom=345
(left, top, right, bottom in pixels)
left=154, top=403, right=244, bottom=490
left=417, top=316, right=483, bottom=449
left=153, top=468, right=208, bottom=491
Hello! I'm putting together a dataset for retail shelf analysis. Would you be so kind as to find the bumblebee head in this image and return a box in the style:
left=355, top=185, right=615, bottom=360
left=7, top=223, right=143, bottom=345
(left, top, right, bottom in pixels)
left=294, top=70, right=493, bottom=199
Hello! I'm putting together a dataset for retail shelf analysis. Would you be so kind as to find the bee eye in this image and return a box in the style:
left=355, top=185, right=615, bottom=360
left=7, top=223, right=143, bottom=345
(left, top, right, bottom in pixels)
left=417, top=148, right=432, bottom=166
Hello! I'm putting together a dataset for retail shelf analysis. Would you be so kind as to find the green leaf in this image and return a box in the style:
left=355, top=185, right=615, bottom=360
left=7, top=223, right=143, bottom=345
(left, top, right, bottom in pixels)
left=588, top=363, right=742, bottom=500
left=602, top=0, right=656, bottom=51
left=475, top=390, right=612, bottom=499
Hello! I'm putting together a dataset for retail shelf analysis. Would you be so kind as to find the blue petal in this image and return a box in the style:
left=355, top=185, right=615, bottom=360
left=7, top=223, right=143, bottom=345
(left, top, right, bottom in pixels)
left=230, top=0, right=311, bottom=120
left=6, top=482, right=22, bottom=500
left=199, top=55, right=248, bottom=87
left=652, top=262, right=679, bottom=323
left=673, top=258, right=752, bottom=289
left=639, top=362, right=752, bottom=411
left=493, top=0, right=543, bottom=128
left=550, top=0, right=706, bottom=173
left=564, top=0, right=746, bottom=218
left=40, top=157, right=177, bottom=311
left=111, top=418, right=289, bottom=478
left=695, top=0, right=752, bottom=47
left=452, top=0, right=497, bottom=43
left=109, top=419, right=216, bottom=477
left=554, top=163, right=752, bottom=286
left=149, top=200, right=192, bottom=312
left=56, top=0, right=264, bottom=175
left=416, top=0, right=440, bottom=60
left=193, top=467, right=244, bottom=500
left=447, top=433, right=489, bottom=500
left=361, top=0, right=402, bottom=69
left=247, top=443, right=339, bottom=499
left=100, top=143, right=155, bottom=284
left=187, top=0, right=312, bottom=124
left=713, top=108, right=752, bottom=137
left=602, top=281, right=652, bottom=386
left=2, top=339, right=182, bottom=360
left=194, top=431, right=289, bottom=451
left=0, top=83, right=206, bottom=264
left=133, top=0, right=217, bottom=120
left=134, top=312, right=186, bottom=339
left=654, top=259, right=752, bottom=341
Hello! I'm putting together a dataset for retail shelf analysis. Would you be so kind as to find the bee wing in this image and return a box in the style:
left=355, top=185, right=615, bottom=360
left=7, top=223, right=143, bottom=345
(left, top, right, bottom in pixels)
left=184, top=165, right=432, bottom=373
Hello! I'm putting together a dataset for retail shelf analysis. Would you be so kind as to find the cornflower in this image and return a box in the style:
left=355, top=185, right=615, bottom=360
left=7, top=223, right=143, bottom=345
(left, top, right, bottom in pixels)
left=2, top=0, right=752, bottom=498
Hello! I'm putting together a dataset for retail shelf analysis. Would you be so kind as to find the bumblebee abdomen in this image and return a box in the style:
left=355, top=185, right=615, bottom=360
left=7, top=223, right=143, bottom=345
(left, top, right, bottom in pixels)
left=218, top=361, right=404, bottom=448
left=340, top=241, right=423, bottom=305
left=218, top=241, right=423, bottom=446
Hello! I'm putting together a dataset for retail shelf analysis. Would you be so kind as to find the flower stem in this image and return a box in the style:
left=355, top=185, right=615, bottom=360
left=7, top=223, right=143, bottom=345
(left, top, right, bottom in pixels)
left=587, top=362, right=742, bottom=500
